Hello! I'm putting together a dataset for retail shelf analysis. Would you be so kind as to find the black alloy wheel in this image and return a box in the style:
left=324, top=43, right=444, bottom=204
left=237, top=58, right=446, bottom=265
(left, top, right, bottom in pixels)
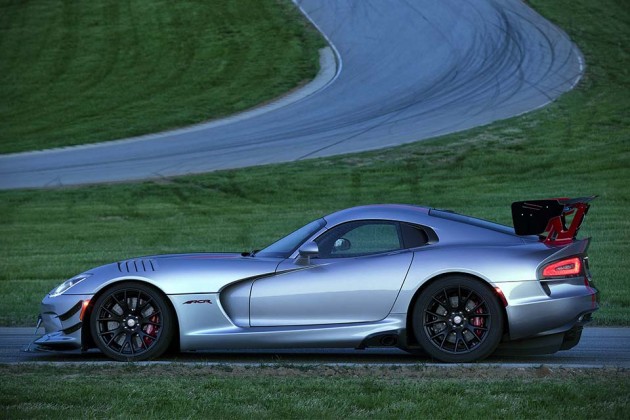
left=412, top=276, right=503, bottom=362
left=91, top=282, right=174, bottom=361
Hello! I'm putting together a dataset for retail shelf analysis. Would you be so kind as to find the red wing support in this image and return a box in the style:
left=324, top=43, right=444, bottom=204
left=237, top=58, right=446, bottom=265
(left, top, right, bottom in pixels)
left=511, top=196, right=597, bottom=245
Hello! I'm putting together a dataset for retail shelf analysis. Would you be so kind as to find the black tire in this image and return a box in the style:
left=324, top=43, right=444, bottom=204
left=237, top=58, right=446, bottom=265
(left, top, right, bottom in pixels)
left=412, top=276, right=503, bottom=363
left=90, top=282, right=175, bottom=361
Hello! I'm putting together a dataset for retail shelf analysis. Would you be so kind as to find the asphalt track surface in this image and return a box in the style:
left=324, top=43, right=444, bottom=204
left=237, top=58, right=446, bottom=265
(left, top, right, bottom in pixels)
left=1, top=327, right=628, bottom=368
left=0, top=0, right=583, bottom=189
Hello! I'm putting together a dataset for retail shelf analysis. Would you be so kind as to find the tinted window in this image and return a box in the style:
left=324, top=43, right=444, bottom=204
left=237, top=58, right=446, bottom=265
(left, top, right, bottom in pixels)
left=401, top=223, right=429, bottom=248
left=315, top=221, right=403, bottom=258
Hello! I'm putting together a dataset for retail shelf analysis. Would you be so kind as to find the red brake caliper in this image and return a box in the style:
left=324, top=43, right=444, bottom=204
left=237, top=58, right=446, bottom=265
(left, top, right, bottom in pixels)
left=143, top=315, right=159, bottom=346
left=471, top=306, right=484, bottom=337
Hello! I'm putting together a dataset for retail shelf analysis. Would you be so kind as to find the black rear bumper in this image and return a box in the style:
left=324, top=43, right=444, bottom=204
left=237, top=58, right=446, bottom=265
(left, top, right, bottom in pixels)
left=496, top=312, right=593, bottom=356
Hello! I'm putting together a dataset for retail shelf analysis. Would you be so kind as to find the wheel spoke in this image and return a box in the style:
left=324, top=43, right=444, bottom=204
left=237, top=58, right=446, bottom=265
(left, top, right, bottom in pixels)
left=461, top=289, right=474, bottom=308
left=111, top=294, right=131, bottom=314
left=429, top=328, right=448, bottom=340
left=424, top=310, right=446, bottom=320
left=120, top=290, right=129, bottom=314
left=97, top=316, right=122, bottom=322
left=466, top=325, right=489, bottom=335
left=99, top=325, right=124, bottom=336
left=99, top=330, right=114, bottom=338
left=140, top=310, right=161, bottom=323
left=118, top=337, right=127, bottom=354
left=131, top=334, right=140, bottom=353
left=101, top=306, right=122, bottom=318
left=439, top=333, right=448, bottom=349
left=431, top=295, right=446, bottom=308
left=442, top=289, right=453, bottom=309
left=141, top=319, right=161, bottom=328
left=98, top=308, right=122, bottom=322
left=119, top=334, right=135, bottom=354
left=104, top=330, right=123, bottom=347
left=139, top=298, right=154, bottom=313
left=469, top=300, right=486, bottom=313
left=467, top=328, right=482, bottom=343
left=459, top=332, right=470, bottom=351
left=138, top=330, right=156, bottom=342
left=135, top=333, right=148, bottom=349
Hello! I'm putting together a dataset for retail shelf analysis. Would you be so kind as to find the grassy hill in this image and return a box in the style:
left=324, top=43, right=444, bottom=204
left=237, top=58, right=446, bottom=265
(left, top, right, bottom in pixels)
left=0, top=0, right=323, bottom=153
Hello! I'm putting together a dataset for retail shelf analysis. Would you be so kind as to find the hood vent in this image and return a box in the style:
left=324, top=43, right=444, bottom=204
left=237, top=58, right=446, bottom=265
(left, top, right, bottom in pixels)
left=117, top=259, right=158, bottom=273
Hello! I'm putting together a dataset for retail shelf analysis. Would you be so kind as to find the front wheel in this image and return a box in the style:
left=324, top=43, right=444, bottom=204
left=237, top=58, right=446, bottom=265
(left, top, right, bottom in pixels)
left=90, top=282, right=175, bottom=361
left=412, top=276, right=503, bottom=363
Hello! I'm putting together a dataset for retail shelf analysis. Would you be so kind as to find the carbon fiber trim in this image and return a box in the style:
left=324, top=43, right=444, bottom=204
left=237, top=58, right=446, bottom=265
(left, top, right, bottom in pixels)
left=57, top=301, right=82, bottom=321
left=61, top=322, right=82, bottom=335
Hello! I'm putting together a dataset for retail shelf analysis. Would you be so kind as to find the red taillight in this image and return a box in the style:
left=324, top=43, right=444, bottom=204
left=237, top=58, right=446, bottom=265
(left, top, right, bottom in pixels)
left=542, top=257, right=582, bottom=278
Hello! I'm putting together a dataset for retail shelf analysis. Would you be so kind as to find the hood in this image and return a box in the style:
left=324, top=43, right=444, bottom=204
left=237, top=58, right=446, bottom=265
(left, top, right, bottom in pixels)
left=116, top=253, right=243, bottom=274
left=72, top=253, right=283, bottom=295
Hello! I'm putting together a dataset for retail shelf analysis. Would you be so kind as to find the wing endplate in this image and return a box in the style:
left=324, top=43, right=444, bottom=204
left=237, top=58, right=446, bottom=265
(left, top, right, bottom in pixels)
left=511, top=196, right=596, bottom=244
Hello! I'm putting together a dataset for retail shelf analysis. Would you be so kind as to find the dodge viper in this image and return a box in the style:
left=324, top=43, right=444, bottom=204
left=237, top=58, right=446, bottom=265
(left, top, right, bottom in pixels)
left=34, top=197, right=598, bottom=362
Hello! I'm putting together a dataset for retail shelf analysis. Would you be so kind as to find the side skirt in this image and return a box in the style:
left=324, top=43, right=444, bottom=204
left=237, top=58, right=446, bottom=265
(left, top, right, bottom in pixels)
left=179, top=315, right=407, bottom=351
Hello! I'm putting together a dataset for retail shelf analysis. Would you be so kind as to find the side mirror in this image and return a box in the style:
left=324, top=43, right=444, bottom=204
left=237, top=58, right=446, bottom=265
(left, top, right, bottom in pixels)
left=298, top=241, right=319, bottom=258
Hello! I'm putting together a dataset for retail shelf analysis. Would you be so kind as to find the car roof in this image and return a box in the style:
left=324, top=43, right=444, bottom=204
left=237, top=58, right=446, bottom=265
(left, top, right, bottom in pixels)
left=323, top=204, right=522, bottom=245
left=323, top=204, right=430, bottom=226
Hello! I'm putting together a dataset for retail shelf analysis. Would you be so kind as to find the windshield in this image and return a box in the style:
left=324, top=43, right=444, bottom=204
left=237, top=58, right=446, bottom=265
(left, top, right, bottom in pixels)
left=256, top=218, right=326, bottom=258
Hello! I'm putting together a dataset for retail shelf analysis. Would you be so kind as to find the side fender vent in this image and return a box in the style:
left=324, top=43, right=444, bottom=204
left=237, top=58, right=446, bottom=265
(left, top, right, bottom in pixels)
left=117, top=259, right=158, bottom=273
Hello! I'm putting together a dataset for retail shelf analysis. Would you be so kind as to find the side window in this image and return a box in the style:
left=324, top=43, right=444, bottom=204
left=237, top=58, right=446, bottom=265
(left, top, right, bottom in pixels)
left=315, top=221, right=403, bottom=258
left=401, top=223, right=429, bottom=248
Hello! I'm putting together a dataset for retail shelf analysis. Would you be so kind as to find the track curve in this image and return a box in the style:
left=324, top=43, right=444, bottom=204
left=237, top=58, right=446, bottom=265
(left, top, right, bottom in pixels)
left=0, top=0, right=583, bottom=189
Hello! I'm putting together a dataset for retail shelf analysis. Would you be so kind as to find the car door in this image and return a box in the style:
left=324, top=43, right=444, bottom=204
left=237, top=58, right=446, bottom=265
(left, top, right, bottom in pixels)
left=249, top=220, right=414, bottom=326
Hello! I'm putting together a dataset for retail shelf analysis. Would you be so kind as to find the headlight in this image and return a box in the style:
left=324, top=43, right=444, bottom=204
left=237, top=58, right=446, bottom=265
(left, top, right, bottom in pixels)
left=49, top=275, right=90, bottom=297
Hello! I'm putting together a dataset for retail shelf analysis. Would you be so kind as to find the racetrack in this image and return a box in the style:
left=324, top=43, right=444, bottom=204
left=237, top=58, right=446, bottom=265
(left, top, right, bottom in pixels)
left=1, top=327, right=628, bottom=368
left=0, top=0, right=582, bottom=189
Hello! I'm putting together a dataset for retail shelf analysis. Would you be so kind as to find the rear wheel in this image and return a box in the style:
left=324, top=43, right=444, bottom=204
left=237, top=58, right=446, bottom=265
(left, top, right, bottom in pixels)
left=412, top=276, right=503, bottom=362
left=90, top=282, right=174, bottom=361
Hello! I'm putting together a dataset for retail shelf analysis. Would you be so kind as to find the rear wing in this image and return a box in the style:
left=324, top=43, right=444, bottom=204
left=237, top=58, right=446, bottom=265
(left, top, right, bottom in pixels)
left=511, top=196, right=596, bottom=245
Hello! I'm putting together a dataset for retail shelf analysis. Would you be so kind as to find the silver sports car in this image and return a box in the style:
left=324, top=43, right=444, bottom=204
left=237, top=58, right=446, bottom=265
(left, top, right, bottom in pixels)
left=34, top=197, right=598, bottom=362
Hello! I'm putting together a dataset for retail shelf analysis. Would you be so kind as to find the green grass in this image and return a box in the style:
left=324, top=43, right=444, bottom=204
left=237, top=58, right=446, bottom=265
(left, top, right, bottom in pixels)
left=0, top=0, right=629, bottom=326
left=1, top=365, right=628, bottom=418
left=0, top=0, right=323, bottom=154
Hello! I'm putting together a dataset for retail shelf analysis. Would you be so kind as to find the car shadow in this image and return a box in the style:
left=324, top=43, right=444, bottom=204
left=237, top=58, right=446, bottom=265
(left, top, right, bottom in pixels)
left=16, top=346, right=577, bottom=365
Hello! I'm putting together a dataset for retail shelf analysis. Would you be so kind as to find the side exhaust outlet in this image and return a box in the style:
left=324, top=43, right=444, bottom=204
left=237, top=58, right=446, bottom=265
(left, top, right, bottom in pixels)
left=380, top=334, right=398, bottom=347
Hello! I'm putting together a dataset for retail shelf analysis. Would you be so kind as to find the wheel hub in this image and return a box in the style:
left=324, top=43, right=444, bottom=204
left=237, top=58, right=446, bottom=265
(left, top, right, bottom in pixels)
left=448, top=312, right=467, bottom=328
left=123, top=315, right=140, bottom=330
